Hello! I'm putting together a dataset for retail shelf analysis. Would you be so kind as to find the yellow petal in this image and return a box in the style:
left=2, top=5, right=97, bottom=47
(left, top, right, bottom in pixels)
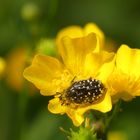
left=91, top=91, right=112, bottom=112
left=108, top=45, right=140, bottom=101
left=56, top=26, right=83, bottom=46
left=108, top=69, right=140, bottom=101
left=56, top=23, right=105, bottom=52
left=84, top=51, right=115, bottom=82
left=84, top=23, right=105, bottom=48
left=59, top=33, right=97, bottom=75
left=67, top=108, right=85, bottom=127
left=48, top=98, right=84, bottom=126
left=23, top=54, right=63, bottom=95
left=111, top=91, right=134, bottom=103
left=96, top=52, right=115, bottom=83
left=78, top=91, right=112, bottom=114
left=48, top=98, right=67, bottom=114
left=116, top=45, right=140, bottom=75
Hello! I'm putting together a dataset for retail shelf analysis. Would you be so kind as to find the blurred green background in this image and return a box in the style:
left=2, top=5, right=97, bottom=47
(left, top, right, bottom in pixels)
left=0, top=0, right=140, bottom=140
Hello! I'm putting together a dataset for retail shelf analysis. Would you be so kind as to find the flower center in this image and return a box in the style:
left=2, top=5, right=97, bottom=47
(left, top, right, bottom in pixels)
left=59, top=78, right=106, bottom=106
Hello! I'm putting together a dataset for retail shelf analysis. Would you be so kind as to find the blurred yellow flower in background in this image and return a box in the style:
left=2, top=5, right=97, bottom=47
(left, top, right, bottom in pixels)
left=24, top=32, right=115, bottom=126
left=0, top=57, right=6, bottom=78
left=108, top=45, right=140, bottom=102
left=5, top=46, right=37, bottom=93
left=5, top=47, right=28, bottom=91
left=107, top=131, right=127, bottom=140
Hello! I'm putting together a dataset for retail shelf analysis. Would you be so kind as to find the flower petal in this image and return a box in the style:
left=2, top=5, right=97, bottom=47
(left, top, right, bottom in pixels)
left=96, top=52, right=115, bottom=83
left=67, top=108, right=85, bottom=127
left=111, top=91, right=134, bottom=103
left=108, top=69, right=140, bottom=101
left=116, top=45, right=140, bottom=76
left=108, top=45, right=140, bottom=101
left=56, top=26, right=83, bottom=46
left=48, top=98, right=67, bottom=114
left=77, top=91, right=112, bottom=114
left=90, top=91, right=112, bottom=112
left=84, top=51, right=115, bottom=82
left=56, top=23, right=104, bottom=52
left=84, top=23, right=105, bottom=48
left=23, top=55, right=63, bottom=95
left=48, top=98, right=84, bottom=126
left=59, top=33, right=97, bottom=75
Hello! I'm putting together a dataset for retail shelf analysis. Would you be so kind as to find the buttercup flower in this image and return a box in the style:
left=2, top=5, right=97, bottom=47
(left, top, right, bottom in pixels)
left=24, top=33, right=115, bottom=126
left=5, top=46, right=37, bottom=93
left=6, top=47, right=28, bottom=91
left=108, top=45, right=140, bottom=102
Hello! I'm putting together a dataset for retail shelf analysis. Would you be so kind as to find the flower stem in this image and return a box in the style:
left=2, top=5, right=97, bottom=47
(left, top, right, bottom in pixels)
left=105, top=100, right=122, bottom=131
left=15, top=81, right=29, bottom=140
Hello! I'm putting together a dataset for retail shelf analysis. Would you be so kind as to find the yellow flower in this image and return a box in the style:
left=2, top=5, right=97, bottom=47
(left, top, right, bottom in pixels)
left=5, top=47, right=37, bottom=93
left=0, top=57, right=6, bottom=78
left=5, top=47, right=28, bottom=91
left=108, top=45, right=140, bottom=102
left=56, top=23, right=105, bottom=53
left=107, top=131, right=127, bottom=140
left=24, top=33, right=115, bottom=126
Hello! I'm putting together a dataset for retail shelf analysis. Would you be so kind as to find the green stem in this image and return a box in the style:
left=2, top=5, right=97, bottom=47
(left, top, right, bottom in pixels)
left=15, top=82, right=29, bottom=140
left=105, top=100, right=122, bottom=131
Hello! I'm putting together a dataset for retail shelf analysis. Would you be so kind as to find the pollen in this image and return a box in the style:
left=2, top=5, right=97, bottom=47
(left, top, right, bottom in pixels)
left=60, top=78, right=106, bottom=106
